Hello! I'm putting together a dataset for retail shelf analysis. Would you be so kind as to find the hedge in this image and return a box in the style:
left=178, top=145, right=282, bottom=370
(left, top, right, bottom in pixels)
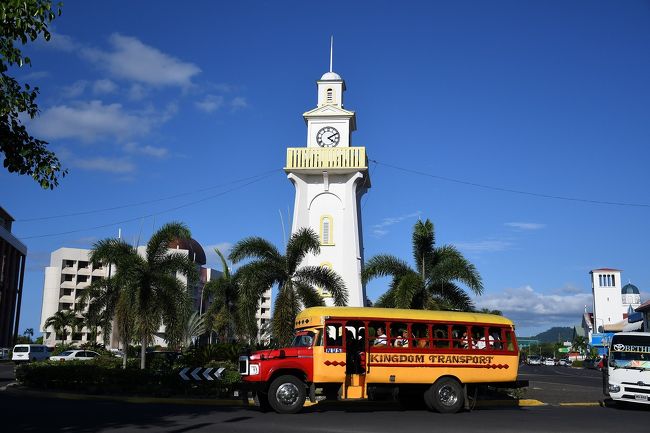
left=15, top=358, right=240, bottom=398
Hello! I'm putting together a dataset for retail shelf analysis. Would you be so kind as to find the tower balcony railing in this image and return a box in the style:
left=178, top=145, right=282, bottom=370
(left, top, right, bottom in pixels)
left=285, top=147, right=367, bottom=172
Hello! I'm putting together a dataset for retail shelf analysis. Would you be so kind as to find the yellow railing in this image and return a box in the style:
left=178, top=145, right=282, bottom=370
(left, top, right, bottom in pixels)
left=285, top=147, right=367, bottom=170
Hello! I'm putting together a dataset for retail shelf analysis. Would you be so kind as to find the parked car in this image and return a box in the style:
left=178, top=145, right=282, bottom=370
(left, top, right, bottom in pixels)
left=49, top=350, right=100, bottom=362
left=583, top=357, right=603, bottom=370
left=544, top=357, right=555, bottom=366
left=528, top=355, right=541, bottom=365
left=11, top=344, right=50, bottom=363
left=558, top=358, right=573, bottom=367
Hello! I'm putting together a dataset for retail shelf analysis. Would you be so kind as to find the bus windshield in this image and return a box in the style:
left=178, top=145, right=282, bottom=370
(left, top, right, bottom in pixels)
left=610, top=335, right=650, bottom=369
left=291, top=331, right=315, bottom=347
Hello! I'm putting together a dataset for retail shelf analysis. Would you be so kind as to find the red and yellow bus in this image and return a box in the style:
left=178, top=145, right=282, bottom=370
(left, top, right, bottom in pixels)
left=239, top=306, right=523, bottom=413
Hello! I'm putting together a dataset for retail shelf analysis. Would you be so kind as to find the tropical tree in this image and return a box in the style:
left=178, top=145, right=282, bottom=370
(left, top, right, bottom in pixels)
left=572, top=335, right=587, bottom=355
left=478, top=308, right=503, bottom=316
left=181, top=311, right=206, bottom=349
left=89, top=222, right=198, bottom=369
left=44, top=310, right=76, bottom=343
left=230, top=228, right=347, bottom=346
left=23, top=328, right=34, bottom=342
left=363, top=219, right=483, bottom=311
left=1, top=0, right=67, bottom=188
left=203, top=248, right=241, bottom=343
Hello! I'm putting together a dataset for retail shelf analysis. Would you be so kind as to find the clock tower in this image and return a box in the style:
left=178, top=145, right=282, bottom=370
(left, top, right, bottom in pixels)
left=284, top=47, right=370, bottom=307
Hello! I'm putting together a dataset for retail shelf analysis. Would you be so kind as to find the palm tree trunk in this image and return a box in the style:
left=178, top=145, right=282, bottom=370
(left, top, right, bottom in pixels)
left=140, top=335, right=146, bottom=369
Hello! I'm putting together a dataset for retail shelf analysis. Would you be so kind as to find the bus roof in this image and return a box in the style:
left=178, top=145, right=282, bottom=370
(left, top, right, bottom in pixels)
left=295, top=306, right=514, bottom=328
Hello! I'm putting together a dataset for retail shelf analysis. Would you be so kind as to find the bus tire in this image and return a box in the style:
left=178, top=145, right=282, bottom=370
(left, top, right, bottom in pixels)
left=268, top=375, right=306, bottom=414
left=424, top=377, right=464, bottom=414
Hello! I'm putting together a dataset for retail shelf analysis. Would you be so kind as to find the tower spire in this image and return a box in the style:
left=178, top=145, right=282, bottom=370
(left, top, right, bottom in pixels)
left=329, top=35, right=333, bottom=73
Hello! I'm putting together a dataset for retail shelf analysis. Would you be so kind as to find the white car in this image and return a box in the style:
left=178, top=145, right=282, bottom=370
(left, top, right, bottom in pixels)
left=528, top=356, right=541, bottom=365
left=544, top=358, right=555, bottom=366
left=12, top=344, right=50, bottom=363
left=49, top=350, right=100, bottom=362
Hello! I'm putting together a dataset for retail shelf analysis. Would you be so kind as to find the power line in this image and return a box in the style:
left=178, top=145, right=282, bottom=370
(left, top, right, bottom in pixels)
left=371, top=159, right=650, bottom=209
left=19, top=170, right=281, bottom=240
left=18, top=168, right=281, bottom=222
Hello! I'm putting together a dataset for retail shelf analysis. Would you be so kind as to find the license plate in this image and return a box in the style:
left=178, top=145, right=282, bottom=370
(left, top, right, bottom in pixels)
left=634, top=394, right=648, bottom=401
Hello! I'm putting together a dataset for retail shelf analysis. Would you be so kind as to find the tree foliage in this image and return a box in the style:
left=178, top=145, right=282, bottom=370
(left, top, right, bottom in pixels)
left=1, top=0, right=66, bottom=188
left=230, top=228, right=348, bottom=346
left=363, top=219, right=483, bottom=311
left=44, top=310, right=76, bottom=342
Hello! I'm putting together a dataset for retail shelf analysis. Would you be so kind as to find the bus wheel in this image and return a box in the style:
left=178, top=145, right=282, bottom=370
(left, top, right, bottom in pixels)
left=268, top=375, right=306, bottom=414
left=424, top=378, right=464, bottom=414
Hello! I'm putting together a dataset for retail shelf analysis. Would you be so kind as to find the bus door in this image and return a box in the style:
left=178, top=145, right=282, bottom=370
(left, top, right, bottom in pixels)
left=341, top=321, right=367, bottom=399
left=314, top=321, right=346, bottom=384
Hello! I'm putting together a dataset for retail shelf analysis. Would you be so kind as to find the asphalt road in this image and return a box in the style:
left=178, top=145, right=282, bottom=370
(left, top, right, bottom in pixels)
left=518, top=363, right=606, bottom=404
left=0, top=363, right=15, bottom=388
left=1, top=390, right=649, bottom=433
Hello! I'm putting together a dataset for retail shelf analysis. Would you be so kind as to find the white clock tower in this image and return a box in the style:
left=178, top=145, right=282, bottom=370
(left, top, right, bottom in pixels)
left=285, top=44, right=370, bottom=307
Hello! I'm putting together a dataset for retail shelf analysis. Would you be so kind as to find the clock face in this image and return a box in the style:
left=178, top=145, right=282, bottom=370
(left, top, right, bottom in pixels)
left=316, top=126, right=340, bottom=147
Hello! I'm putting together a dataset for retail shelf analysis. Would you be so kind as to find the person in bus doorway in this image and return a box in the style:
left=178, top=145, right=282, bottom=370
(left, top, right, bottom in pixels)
left=374, top=327, right=387, bottom=346
left=394, top=329, right=409, bottom=348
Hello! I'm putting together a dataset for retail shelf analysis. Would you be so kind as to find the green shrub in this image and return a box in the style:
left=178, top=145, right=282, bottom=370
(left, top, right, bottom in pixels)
left=15, top=357, right=240, bottom=398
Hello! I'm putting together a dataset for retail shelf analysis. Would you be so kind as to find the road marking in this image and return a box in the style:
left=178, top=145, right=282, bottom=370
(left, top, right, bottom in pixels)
left=559, top=402, right=603, bottom=407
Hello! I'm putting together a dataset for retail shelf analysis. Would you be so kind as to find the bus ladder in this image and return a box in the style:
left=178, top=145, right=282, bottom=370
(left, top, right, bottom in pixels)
left=343, top=374, right=366, bottom=399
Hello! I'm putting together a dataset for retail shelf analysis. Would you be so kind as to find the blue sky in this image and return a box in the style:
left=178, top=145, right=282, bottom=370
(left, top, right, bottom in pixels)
left=2, top=1, right=650, bottom=337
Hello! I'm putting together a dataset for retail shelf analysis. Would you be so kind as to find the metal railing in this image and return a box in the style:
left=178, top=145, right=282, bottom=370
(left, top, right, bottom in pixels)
left=285, top=147, right=367, bottom=170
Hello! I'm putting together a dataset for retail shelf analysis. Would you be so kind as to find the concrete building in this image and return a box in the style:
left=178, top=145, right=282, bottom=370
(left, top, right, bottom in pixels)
left=0, top=207, right=27, bottom=348
left=40, top=240, right=272, bottom=347
left=590, top=268, right=623, bottom=333
left=285, top=46, right=370, bottom=307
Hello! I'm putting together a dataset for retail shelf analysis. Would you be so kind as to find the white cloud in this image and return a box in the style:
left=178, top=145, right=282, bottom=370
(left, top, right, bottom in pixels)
left=61, top=80, right=88, bottom=98
left=69, top=156, right=136, bottom=174
left=454, top=240, right=513, bottom=253
left=128, top=83, right=148, bottom=101
left=475, top=285, right=592, bottom=336
left=21, top=71, right=50, bottom=81
left=371, top=211, right=422, bottom=237
left=82, top=33, right=201, bottom=87
left=195, top=95, right=224, bottom=113
left=32, top=100, right=159, bottom=142
left=231, top=96, right=248, bottom=111
left=505, top=222, right=546, bottom=231
left=93, top=79, right=117, bottom=94
left=123, top=142, right=168, bottom=158
left=49, top=32, right=80, bottom=52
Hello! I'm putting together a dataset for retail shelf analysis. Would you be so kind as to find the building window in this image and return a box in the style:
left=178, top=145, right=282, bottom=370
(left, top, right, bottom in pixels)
left=611, top=274, right=616, bottom=286
left=326, top=88, right=333, bottom=103
left=319, top=262, right=333, bottom=298
left=320, top=215, right=333, bottom=245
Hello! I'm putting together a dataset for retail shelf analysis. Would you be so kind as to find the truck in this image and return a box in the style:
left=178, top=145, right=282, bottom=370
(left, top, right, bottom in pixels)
left=605, top=332, right=650, bottom=406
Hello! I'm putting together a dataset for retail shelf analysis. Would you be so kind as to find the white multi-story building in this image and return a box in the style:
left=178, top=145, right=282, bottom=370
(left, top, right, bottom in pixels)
left=590, top=268, right=623, bottom=333
left=40, top=240, right=272, bottom=347
left=285, top=47, right=370, bottom=307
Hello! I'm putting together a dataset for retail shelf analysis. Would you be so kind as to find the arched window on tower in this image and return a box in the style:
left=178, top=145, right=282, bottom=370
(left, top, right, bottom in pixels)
left=319, top=262, right=333, bottom=299
left=320, top=215, right=334, bottom=245
left=326, top=88, right=333, bottom=103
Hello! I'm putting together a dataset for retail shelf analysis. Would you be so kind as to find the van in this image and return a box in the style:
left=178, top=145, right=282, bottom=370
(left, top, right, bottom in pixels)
left=11, top=344, right=50, bottom=363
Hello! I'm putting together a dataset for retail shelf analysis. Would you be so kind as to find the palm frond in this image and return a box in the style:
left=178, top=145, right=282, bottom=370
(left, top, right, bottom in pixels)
left=393, top=272, right=423, bottom=309
left=229, top=236, right=281, bottom=264
left=294, top=265, right=348, bottom=306
left=412, top=219, right=435, bottom=276
left=293, top=280, right=325, bottom=308
left=362, top=254, right=412, bottom=284
left=285, top=227, right=320, bottom=274
left=431, top=245, right=483, bottom=295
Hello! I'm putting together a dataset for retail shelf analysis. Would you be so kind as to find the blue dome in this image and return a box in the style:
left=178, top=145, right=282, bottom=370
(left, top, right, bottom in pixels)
left=622, top=283, right=640, bottom=295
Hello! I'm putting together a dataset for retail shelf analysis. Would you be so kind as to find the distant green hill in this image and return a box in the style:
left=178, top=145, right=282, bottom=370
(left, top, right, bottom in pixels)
left=522, top=327, right=573, bottom=343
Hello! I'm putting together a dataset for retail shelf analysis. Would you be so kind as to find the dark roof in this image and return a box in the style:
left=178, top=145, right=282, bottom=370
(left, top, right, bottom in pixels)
left=590, top=268, right=622, bottom=272
left=636, top=300, right=650, bottom=313
left=169, top=238, right=206, bottom=266
left=0, top=207, right=15, bottom=222
left=622, top=283, right=640, bottom=295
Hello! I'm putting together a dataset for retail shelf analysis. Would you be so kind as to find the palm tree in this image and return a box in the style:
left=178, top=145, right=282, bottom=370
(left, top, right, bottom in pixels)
left=181, top=311, right=206, bottom=348
left=478, top=308, right=503, bottom=316
left=230, top=227, right=347, bottom=346
left=44, top=310, right=77, bottom=343
left=203, top=248, right=241, bottom=343
left=572, top=335, right=587, bottom=355
left=89, top=222, right=198, bottom=369
left=363, top=219, right=482, bottom=311
left=23, top=328, right=34, bottom=342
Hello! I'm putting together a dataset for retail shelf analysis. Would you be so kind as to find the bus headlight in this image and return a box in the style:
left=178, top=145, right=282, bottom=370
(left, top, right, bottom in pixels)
left=249, top=364, right=260, bottom=375
left=608, top=384, right=620, bottom=393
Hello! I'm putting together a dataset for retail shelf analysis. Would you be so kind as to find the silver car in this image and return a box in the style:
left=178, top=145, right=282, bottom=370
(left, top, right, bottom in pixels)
left=49, top=350, right=100, bottom=362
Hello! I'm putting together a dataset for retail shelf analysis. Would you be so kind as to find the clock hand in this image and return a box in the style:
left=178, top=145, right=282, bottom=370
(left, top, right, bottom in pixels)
left=327, top=133, right=339, bottom=141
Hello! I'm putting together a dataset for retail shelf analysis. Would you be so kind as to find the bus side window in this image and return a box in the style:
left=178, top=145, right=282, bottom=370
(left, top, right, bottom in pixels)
left=451, top=325, right=469, bottom=349
left=324, top=323, right=343, bottom=352
left=369, top=321, right=388, bottom=346
left=432, top=324, right=449, bottom=348
left=488, top=327, right=503, bottom=349
left=412, top=323, right=429, bottom=348
left=390, top=322, right=409, bottom=347
left=504, top=330, right=516, bottom=351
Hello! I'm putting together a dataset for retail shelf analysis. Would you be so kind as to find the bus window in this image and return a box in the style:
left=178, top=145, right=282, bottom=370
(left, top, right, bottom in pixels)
left=369, top=321, right=388, bottom=346
left=504, top=330, right=516, bottom=351
left=451, top=325, right=470, bottom=349
left=432, top=324, right=449, bottom=348
left=324, top=323, right=343, bottom=353
left=471, top=326, right=489, bottom=349
left=292, top=331, right=315, bottom=347
left=413, top=323, right=430, bottom=348
left=314, top=329, right=323, bottom=346
left=488, top=327, right=503, bottom=349
left=390, top=322, right=409, bottom=348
